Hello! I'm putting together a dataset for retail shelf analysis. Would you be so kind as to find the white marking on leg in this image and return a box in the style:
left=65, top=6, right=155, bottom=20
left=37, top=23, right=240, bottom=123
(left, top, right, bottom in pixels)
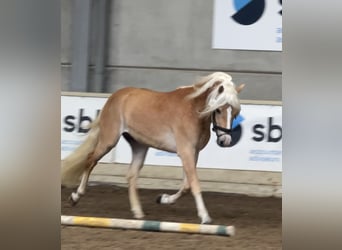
left=70, top=171, right=89, bottom=203
left=159, top=174, right=189, bottom=204
left=71, top=192, right=80, bottom=202
left=76, top=172, right=89, bottom=195
left=131, top=206, right=144, bottom=219
left=159, top=194, right=176, bottom=204
left=194, top=193, right=212, bottom=224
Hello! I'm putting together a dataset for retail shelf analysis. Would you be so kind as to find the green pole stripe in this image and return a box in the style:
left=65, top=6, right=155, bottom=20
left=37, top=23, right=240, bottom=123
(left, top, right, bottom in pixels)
left=142, top=220, right=161, bottom=231
left=216, top=225, right=228, bottom=235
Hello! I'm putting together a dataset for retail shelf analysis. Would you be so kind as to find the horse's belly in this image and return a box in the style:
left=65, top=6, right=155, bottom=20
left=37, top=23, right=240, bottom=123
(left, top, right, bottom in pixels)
left=128, top=130, right=177, bottom=153
left=156, top=132, right=177, bottom=152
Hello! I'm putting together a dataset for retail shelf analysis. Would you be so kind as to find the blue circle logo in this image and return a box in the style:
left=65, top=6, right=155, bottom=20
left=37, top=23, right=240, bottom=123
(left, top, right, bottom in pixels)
left=232, top=0, right=266, bottom=25
left=226, top=114, right=244, bottom=147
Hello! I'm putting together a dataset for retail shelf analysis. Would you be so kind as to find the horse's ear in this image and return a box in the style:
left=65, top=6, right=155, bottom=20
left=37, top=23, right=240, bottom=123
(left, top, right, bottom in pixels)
left=235, top=83, right=245, bottom=93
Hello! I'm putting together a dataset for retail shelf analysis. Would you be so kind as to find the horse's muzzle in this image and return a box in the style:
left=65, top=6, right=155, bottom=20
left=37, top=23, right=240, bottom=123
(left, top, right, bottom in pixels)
left=216, top=134, right=232, bottom=147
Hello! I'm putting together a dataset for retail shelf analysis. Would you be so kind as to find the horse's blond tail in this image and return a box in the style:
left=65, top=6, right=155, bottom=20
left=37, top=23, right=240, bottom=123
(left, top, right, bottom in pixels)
left=61, top=118, right=100, bottom=187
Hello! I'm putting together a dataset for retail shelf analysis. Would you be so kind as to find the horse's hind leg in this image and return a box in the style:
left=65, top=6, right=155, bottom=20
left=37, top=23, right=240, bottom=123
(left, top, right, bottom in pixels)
left=125, top=135, right=148, bottom=219
left=70, top=128, right=121, bottom=205
left=70, top=164, right=95, bottom=205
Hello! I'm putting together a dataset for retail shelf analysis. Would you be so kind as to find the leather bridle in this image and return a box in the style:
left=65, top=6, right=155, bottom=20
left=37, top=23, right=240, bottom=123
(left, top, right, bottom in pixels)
left=211, top=111, right=232, bottom=137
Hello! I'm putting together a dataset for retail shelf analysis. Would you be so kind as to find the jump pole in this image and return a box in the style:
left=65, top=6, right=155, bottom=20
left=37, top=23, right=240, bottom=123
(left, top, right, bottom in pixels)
left=61, top=215, right=235, bottom=237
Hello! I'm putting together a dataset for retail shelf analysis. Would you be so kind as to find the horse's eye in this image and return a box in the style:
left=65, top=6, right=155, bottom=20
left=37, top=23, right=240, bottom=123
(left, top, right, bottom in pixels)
left=216, top=109, right=221, bottom=114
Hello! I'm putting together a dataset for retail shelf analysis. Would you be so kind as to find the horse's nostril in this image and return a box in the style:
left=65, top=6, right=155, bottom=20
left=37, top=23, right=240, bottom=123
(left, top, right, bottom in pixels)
left=219, top=140, right=224, bottom=146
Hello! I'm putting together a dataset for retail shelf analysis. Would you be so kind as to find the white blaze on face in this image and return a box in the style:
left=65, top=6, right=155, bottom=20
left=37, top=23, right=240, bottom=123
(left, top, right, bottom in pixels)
left=216, top=106, right=233, bottom=147
left=227, top=106, right=232, bottom=130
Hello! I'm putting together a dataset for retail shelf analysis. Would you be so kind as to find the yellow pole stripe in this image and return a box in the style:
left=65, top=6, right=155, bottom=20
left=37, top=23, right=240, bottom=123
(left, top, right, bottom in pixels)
left=73, top=217, right=111, bottom=227
left=179, top=223, right=200, bottom=233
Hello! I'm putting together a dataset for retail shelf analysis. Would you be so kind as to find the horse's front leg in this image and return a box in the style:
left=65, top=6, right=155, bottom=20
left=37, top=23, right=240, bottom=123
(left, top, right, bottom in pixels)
left=178, top=148, right=212, bottom=224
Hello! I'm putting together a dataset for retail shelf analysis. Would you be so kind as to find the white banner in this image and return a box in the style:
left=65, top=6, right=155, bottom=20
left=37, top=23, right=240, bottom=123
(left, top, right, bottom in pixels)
left=61, top=95, right=282, bottom=171
left=212, top=0, right=282, bottom=51
left=61, top=96, right=115, bottom=163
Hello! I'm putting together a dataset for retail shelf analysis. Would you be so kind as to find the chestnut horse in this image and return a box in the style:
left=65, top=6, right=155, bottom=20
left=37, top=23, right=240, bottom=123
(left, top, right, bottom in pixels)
left=61, top=72, right=244, bottom=224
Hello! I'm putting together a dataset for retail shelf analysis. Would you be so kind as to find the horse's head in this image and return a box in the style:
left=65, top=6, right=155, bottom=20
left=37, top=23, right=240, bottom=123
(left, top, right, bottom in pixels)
left=211, top=82, right=244, bottom=147
left=187, top=72, right=245, bottom=147
left=212, top=102, right=240, bottom=147
left=211, top=82, right=244, bottom=146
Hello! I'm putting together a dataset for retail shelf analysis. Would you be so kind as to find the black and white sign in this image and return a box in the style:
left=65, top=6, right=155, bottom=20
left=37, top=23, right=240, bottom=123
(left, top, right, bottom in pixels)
left=212, top=0, right=282, bottom=51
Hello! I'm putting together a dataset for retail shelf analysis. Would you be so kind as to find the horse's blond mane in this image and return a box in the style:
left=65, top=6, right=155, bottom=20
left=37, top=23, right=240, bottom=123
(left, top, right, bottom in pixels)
left=186, top=72, right=241, bottom=116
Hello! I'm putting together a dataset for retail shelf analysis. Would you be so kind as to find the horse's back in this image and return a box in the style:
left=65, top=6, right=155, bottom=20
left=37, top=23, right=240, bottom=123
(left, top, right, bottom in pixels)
left=107, top=86, right=192, bottom=112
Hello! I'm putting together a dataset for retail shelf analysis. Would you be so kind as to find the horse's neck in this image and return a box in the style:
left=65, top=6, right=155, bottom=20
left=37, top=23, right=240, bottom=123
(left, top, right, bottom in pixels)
left=176, top=86, right=212, bottom=117
left=190, top=88, right=211, bottom=112
left=187, top=88, right=212, bottom=126
left=189, top=89, right=212, bottom=147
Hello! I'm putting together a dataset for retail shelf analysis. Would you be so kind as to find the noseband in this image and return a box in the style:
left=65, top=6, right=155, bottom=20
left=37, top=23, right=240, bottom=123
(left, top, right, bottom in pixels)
left=211, top=112, right=232, bottom=136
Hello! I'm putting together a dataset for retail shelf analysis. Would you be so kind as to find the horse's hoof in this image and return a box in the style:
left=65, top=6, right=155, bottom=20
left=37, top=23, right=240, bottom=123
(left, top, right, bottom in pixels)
left=156, top=194, right=162, bottom=204
left=68, top=194, right=78, bottom=206
left=156, top=194, right=173, bottom=204
left=133, top=212, right=145, bottom=219
left=201, top=215, right=212, bottom=224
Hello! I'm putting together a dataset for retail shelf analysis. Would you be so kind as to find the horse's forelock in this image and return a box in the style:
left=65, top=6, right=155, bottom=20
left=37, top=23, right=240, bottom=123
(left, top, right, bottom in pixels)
left=186, top=72, right=239, bottom=116
left=201, top=83, right=240, bottom=116
left=187, top=72, right=233, bottom=99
